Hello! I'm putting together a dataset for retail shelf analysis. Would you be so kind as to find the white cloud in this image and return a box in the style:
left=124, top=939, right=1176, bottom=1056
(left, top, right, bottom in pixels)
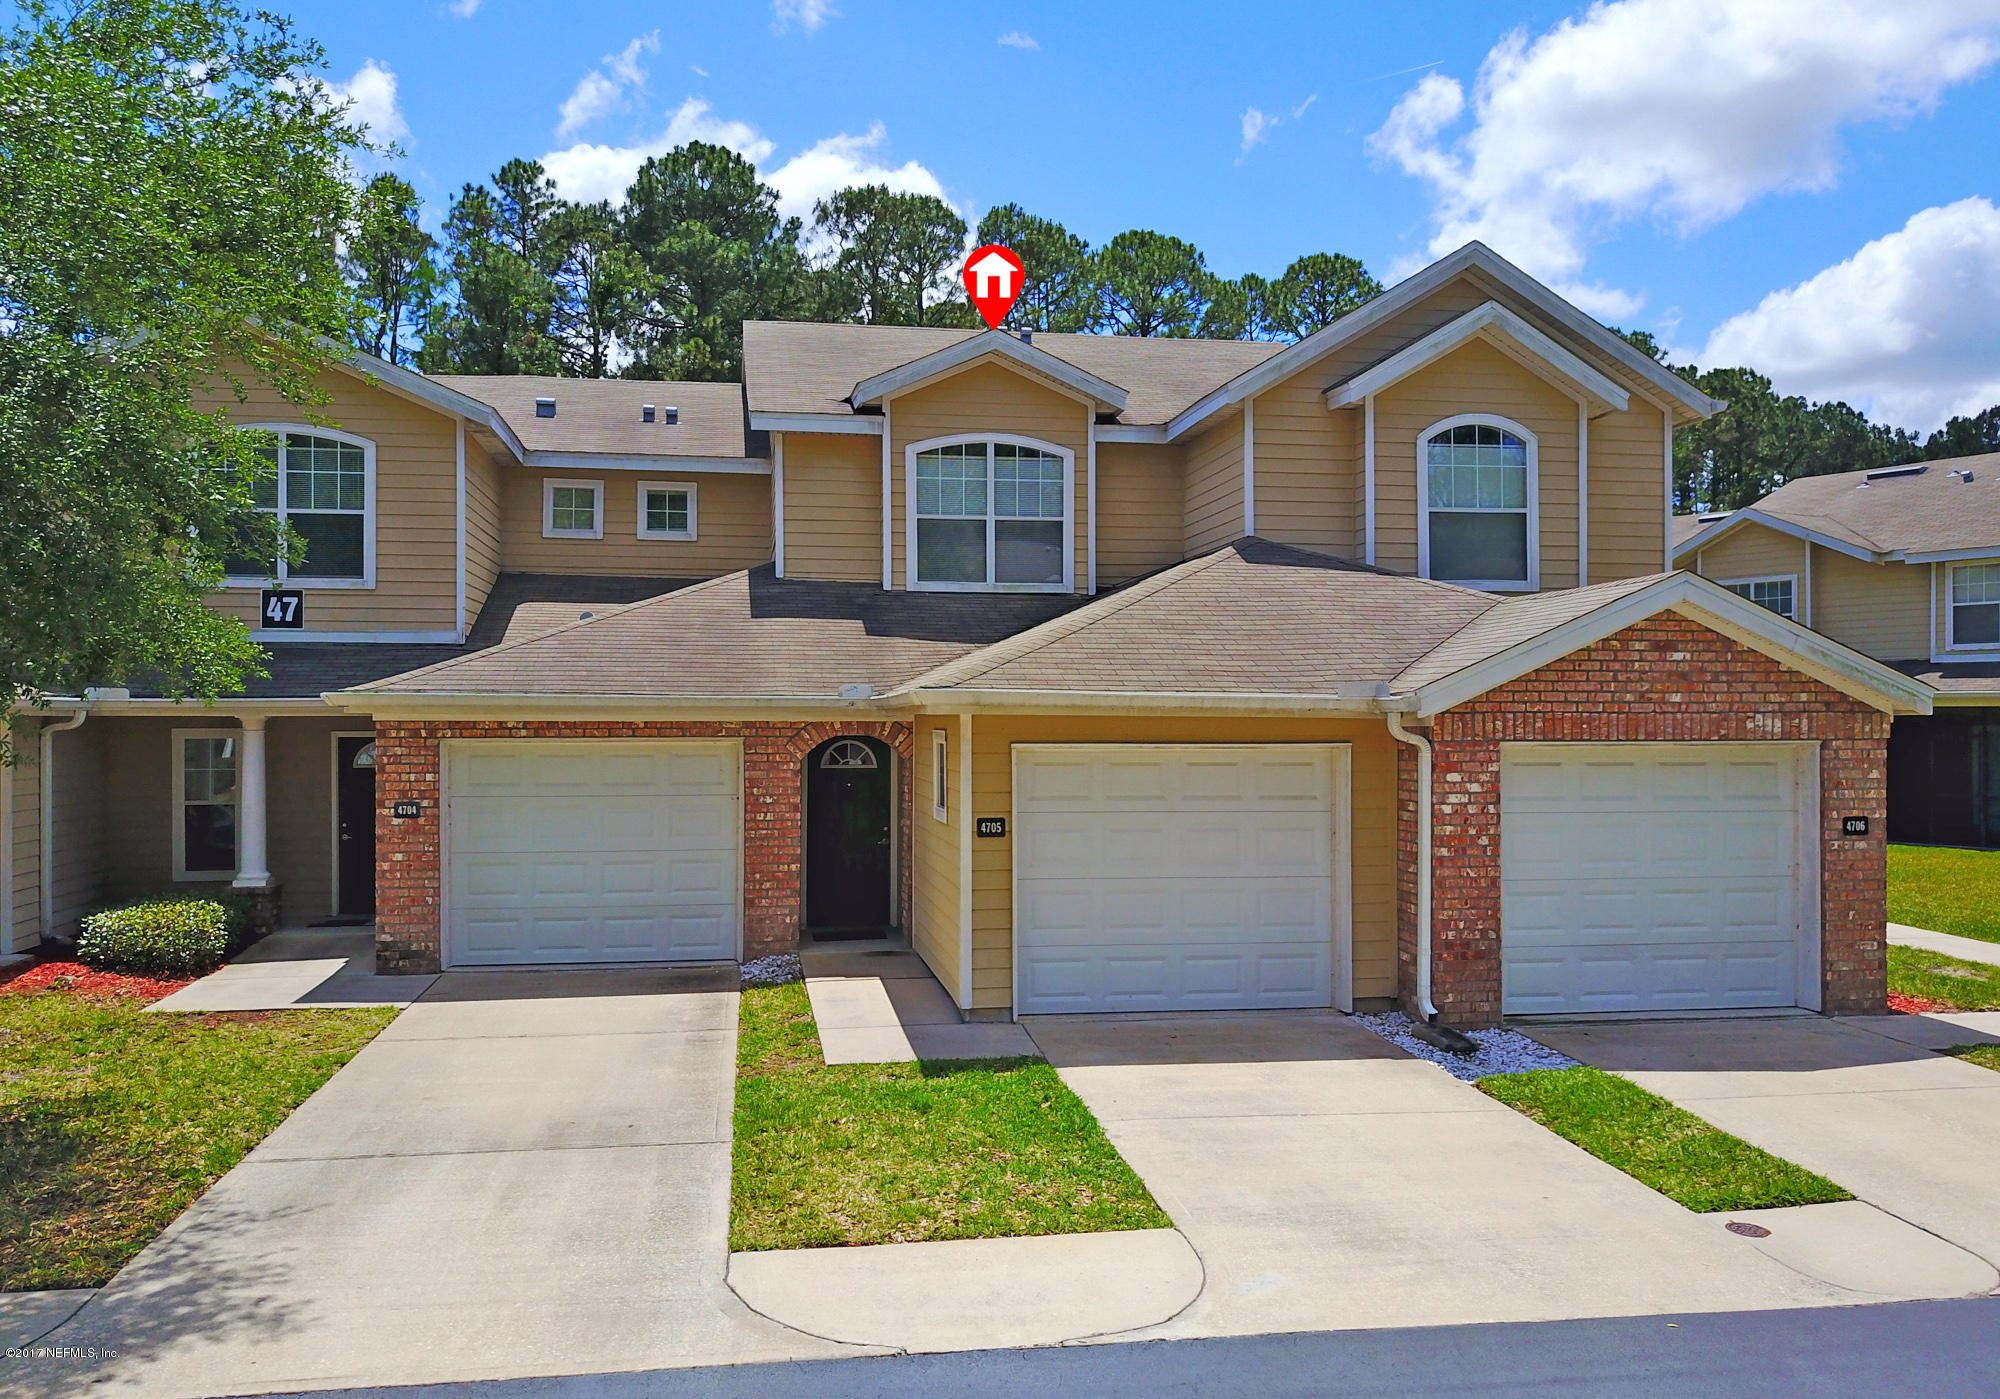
left=1238, top=106, right=1276, bottom=159
left=773, top=0, right=836, bottom=34
left=998, top=31, right=1038, bottom=50
left=691, top=64, right=709, bottom=78
left=449, top=0, right=480, bottom=16
left=557, top=32, right=659, bottom=138
left=766, top=124, right=950, bottom=224
left=1369, top=0, right=2000, bottom=285
left=1702, top=198, right=2000, bottom=430
left=330, top=59, right=409, bottom=147
left=1291, top=94, right=1317, bottom=120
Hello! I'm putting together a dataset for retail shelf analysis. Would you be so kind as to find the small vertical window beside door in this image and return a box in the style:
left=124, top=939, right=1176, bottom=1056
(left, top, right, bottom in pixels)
left=1722, top=576, right=1797, bottom=620
left=932, top=727, right=949, bottom=822
left=1951, top=563, right=2000, bottom=646
left=637, top=481, right=697, bottom=541
left=543, top=479, right=604, bottom=539
left=226, top=429, right=374, bottom=585
left=174, top=732, right=238, bottom=879
left=1418, top=418, right=1538, bottom=590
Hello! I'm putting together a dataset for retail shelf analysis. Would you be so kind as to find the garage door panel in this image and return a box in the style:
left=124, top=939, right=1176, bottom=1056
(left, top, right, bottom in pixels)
left=1502, top=745, right=1804, bottom=1014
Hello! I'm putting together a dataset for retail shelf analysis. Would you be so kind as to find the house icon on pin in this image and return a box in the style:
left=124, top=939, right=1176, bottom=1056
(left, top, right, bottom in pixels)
left=967, top=250, right=1020, bottom=300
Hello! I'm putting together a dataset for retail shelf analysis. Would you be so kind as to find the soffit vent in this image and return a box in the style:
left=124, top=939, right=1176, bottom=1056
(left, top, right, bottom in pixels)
left=535, top=397, right=557, bottom=419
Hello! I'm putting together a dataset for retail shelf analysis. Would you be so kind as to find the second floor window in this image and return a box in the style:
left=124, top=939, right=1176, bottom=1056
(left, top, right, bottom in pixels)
left=1419, top=419, right=1536, bottom=590
left=1952, top=563, right=2000, bottom=646
left=912, top=439, right=1069, bottom=590
left=637, top=482, right=696, bottom=541
left=543, top=479, right=604, bottom=539
left=1724, top=577, right=1796, bottom=620
left=229, top=430, right=372, bottom=583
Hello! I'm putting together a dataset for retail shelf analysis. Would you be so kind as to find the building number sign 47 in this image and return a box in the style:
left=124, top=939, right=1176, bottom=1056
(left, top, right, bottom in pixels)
left=260, top=589, right=304, bottom=629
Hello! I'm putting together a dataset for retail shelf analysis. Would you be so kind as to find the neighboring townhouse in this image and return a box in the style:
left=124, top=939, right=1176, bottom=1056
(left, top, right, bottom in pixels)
left=1677, top=456, right=2000, bottom=848
left=0, top=242, right=1928, bottom=1029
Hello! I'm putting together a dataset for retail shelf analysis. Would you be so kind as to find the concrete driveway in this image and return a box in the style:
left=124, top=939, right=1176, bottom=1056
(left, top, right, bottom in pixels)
left=1023, top=1011, right=1865, bottom=1338
left=1533, top=1016, right=2000, bottom=1281
left=23, top=967, right=860, bottom=1398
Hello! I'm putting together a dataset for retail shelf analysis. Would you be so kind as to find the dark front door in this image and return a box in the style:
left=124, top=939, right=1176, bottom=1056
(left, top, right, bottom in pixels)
left=806, top=737, right=893, bottom=938
left=336, top=736, right=377, bottom=918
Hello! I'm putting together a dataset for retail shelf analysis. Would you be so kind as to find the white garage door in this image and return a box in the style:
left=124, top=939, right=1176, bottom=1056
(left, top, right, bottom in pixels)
left=446, top=741, right=739, bottom=966
left=1013, top=745, right=1341, bottom=1014
left=1501, top=744, right=1811, bottom=1015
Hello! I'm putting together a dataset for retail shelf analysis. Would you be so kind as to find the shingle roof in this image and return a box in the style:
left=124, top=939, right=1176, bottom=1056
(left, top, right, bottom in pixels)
left=1730, top=456, right=2000, bottom=556
left=1673, top=511, right=1729, bottom=548
left=348, top=567, right=1086, bottom=699
left=1889, top=659, right=2000, bottom=696
left=1389, top=573, right=1671, bottom=692
left=431, top=375, right=756, bottom=459
left=741, top=322, right=1284, bottom=427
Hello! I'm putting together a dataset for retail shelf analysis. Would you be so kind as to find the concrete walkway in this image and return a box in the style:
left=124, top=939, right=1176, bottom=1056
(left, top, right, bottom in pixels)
left=147, top=927, right=435, bottom=1011
left=1533, top=1017, right=2000, bottom=1288
left=1889, top=922, right=2000, bottom=968
left=1022, top=1011, right=1877, bottom=1340
left=800, top=941, right=1034, bottom=1064
left=21, top=967, right=863, bottom=1398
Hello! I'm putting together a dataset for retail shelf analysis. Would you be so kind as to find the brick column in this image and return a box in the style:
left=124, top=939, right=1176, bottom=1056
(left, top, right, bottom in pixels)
left=374, top=723, right=441, bottom=973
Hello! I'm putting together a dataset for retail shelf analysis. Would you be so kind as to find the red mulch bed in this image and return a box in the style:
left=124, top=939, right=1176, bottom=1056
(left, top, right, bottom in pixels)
left=1889, top=991, right=1948, bottom=1014
left=0, top=961, right=195, bottom=1004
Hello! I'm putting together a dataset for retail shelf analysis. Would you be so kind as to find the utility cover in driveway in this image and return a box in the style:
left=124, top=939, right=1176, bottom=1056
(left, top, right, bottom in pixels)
left=1500, top=743, right=1807, bottom=1014
left=446, top=740, right=739, bottom=965
left=1013, top=744, right=1338, bottom=1014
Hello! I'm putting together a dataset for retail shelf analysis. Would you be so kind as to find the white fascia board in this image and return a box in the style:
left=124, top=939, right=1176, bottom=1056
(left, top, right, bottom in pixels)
left=1673, top=508, right=1880, bottom=566
left=323, top=343, right=528, bottom=461
left=333, top=694, right=908, bottom=721
left=1325, top=302, right=1631, bottom=415
left=1403, top=573, right=1932, bottom=718
left=849, top=332, right=1129, bottom=413
left=1896, top=546, right=2000, bottom=564
left=1093, top=423, right=1171, bottom=443
left=748, top=411, right=885, bottom=437
left=898, top=687, right=1385, bottom=715
left=524, top=451, right=772, bottom=476
left=1931, top=689, right=2000, bottom=706
left=1167, top=241, right=1721, bottom=441
left=83, top=696, right=338, bottom=716
left=252, top=629, right=465, bottom=644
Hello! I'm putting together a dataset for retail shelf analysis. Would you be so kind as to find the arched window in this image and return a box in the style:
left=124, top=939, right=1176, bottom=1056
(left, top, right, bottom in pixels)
left=350, top=741, right=378, bottom=769
left=820, top=739, right=879, bottom=770
left=908, top=436, right=1072, bottom=590
left=1418, top=417, right=1538, bottom=590
left=227, top=427, right=375, bottom=586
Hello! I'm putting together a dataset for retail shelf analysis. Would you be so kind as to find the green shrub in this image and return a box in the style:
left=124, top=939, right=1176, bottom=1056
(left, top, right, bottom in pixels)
left=77, top=900, right=232, bottom=976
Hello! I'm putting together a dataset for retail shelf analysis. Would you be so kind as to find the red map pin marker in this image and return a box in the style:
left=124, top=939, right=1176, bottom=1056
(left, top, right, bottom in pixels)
left=963, top=244, right=1025, bottom=330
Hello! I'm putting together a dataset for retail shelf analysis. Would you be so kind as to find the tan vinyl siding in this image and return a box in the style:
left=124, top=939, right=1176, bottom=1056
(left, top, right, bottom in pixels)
left=1694, top=521, right=1808, bottom=589
left=48, top=721, right=107, bottom=940
left=268, top=717, right=358, bottom=919
left=1183, top=410, right=1246, bottom=553
left=464, top=435, right=503, bottom=620
left=910, top=717, right=962, bottom=1003
left=1811, top=551, right=1932, bottom=661
left=1095, top=442, right=1185, bottom=584
left=1251, top=371, right=1358, bottom=558
left=498, top=466, right=772, bottom=577
left=6, top=721, right=40, bottom=950
left=887, top=359, right=1090, bottom=591
left=1585, top=400, right=1670, bottom=582
left=1933, top=558, right=2000, bottom=660
left=782, top=432, right=883, bottom=582
left=966, top=716, right=1399, bottom=1013
left=1372, top=337, right=1580, bottom=586
left=198, top=366, right=460, bottom=633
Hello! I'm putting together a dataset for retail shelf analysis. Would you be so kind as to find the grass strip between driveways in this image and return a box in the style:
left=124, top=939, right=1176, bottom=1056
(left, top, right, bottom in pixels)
left=729, top=981, right=1168, bottom=1252
left=1887, top=944, right=2000, bottom=1012
left=0, top=992, right=395, bottom=1290
left=1888, top=844, right=2000, bottom=945
left=1477, top=1066, right=1851, bottom=1213
left=1941, top=1044, right=2000, bottom=1073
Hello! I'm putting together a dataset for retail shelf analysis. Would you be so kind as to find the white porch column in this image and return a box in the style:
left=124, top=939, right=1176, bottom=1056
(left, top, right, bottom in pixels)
left=232, top=716, right=271, bottom=889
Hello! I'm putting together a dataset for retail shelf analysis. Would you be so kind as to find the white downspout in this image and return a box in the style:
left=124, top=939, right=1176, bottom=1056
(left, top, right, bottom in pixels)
left=41, top=705, right=91, bottom=943
left=1385, top=710, right=1437, bottom=1021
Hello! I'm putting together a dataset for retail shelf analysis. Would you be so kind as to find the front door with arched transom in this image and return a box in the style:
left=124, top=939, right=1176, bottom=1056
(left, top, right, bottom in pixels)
left=805, top=736, right=893, bottom=938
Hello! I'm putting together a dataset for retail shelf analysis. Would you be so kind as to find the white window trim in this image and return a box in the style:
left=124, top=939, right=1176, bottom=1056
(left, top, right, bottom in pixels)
left=1416, top=413, right=1540, bottom=592
left=636, top=480, right=698, bottom=542
left=172, top=728, right=239, bottom=882
left=222, top=425, right=377, bottom=590
left=904, top=433, right=1075, bottom=593
left=931, top=727, right=949, bottom=823
left=1716, top=573, right=1798, bottom=621
left=542, top=478, right=605, bottom=540
left=1943, top=559, right=2000, bottom=654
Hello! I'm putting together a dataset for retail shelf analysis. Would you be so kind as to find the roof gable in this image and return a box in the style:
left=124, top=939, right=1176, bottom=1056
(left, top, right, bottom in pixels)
left=1677, top=456, right=2000, bottom=563
left=849, top=329, right=1128, bottom=413
left=1324, top=300, right=1631, bottom=417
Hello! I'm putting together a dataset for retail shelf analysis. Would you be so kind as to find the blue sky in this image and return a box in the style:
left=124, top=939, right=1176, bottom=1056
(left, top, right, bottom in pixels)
left=291, top=1, right=2000, bottom=429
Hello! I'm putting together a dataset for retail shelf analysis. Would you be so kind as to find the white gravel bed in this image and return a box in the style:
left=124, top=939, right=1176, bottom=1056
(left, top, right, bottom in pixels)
left=739, top=953, right=803, bottom=987
left=1353, top=1010, right=1580, bottom=1082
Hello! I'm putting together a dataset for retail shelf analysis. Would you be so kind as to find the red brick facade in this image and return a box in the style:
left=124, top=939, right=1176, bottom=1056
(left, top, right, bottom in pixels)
left=374, top=720, right=913, bottom=973
left=1396, top=614, right=1891, bottom=1028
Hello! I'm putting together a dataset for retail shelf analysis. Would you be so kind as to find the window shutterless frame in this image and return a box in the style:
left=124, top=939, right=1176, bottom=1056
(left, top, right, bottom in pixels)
left=542, top=478, right=605, bottom=539
left=636, top=480, right=697, bottom=541
left=1718, top=574, right=1798, bottom=620
left=1416, top=413, right=1539, bottom=592
left=905, top=433, right=1074, bottom=592
left=1947, top=561, right=2000, bottom=650
left=222, top=425, right=377, bottom=590
left=932, top=727, right=949, bottom=822
left=172, top=729, right=240, bottom=881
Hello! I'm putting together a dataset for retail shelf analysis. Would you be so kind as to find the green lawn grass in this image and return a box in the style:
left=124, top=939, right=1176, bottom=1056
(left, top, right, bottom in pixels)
left=0, top=993, right=394, bottom=1290
left=729, top=982, right=1168, bottom=1252
left=1941, top=1044, right=2000, bottom=1073
left=1888, top=844, right=2000, bottom=944
left=1888, top=944, right=2000, bottom=1012
left=1478, top=1066, right=1851, bottom=1213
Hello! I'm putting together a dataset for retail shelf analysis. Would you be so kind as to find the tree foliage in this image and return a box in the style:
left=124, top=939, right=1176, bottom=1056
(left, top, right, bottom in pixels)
left=811, top=186, right=972, bottom=327
left=343, top=173, right=434, bottom=366
left=0, top=0, right=365, bottom=735
left=975, top=203, right=1098, bottom=333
